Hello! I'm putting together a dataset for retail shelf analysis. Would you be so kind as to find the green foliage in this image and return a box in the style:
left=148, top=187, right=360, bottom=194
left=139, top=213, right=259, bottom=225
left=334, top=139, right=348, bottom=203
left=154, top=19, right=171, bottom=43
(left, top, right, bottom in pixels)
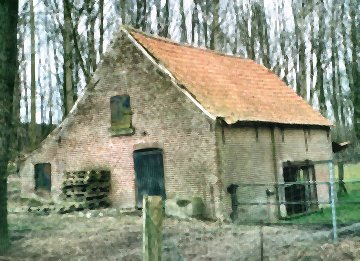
left=335, top=163, right=360, bottom=181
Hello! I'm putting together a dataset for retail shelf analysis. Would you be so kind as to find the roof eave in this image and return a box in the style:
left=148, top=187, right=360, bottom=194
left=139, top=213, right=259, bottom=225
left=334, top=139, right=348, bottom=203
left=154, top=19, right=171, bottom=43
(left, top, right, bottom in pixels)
left=221, top=119, right=332, bottom=129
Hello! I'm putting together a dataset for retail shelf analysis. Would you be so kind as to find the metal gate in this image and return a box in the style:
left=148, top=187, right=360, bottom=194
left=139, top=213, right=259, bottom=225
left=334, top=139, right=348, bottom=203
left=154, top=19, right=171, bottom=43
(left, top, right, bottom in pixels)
left=133, top=148, right=166, bottom=208
left=34, top=163, right=51, bottom=191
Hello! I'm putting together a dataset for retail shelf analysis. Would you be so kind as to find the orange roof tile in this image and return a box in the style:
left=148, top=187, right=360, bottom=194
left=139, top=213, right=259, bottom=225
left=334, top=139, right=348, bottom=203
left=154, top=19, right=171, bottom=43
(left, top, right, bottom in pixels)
left=128, top=28, right=331, bottom=126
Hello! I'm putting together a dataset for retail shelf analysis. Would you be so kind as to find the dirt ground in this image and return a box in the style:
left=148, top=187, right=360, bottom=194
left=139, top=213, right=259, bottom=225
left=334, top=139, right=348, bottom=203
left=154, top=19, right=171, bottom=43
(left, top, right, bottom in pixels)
left=1, top=210, right=360, bottom=260
left=2, top=176, right=360, bottom=260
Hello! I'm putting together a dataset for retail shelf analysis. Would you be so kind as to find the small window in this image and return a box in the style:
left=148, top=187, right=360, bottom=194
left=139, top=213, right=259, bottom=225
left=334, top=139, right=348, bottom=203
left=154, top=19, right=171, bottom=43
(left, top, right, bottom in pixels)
left=34, top=163, right=51, bottom=193
left=109, top=95, right=134, bottom=136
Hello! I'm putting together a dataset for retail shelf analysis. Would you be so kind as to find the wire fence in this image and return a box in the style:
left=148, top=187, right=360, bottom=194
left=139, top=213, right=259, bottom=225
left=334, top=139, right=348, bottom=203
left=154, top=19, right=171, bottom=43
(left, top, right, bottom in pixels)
left=229, top=161, right=360, bottom=243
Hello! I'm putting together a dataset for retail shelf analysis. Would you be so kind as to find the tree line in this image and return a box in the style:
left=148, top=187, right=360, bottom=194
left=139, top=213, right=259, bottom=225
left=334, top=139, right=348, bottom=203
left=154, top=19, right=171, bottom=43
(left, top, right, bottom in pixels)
left=13, top=0, right=360, bottom=158
left=0, top=0, right=359, bottom=254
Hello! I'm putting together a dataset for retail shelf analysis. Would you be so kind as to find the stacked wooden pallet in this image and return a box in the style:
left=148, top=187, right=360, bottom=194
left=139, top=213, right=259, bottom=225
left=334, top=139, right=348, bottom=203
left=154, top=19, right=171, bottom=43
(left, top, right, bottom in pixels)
left=60, top=170, right=111, bottom=213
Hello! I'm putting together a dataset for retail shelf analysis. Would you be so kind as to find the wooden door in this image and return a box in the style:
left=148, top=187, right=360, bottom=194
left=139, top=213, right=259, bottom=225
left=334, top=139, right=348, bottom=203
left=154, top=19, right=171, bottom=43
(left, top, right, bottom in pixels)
left=133, top=149, right=166, bottom=208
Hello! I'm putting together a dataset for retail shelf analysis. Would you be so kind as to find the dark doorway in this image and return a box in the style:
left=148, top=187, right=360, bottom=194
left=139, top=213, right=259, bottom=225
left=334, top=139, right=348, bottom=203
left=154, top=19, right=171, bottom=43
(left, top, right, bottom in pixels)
left=133, top=148, right=166, bottom=208
left=227, top=184, right=239, bottom=221
left=34, top=163, right=51, bottom=192
left=283, top=162, right=318, bottom=216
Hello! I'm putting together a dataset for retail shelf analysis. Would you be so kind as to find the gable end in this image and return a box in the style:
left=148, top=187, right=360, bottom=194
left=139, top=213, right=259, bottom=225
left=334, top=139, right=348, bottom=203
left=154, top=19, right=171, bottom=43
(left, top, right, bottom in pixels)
left=121, top=28, right=216, bottom=122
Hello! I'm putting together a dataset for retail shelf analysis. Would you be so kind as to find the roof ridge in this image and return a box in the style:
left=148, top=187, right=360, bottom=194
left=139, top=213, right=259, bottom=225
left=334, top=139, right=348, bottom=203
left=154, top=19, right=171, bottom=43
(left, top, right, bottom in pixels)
left=124, top=25, right=252, bottom=62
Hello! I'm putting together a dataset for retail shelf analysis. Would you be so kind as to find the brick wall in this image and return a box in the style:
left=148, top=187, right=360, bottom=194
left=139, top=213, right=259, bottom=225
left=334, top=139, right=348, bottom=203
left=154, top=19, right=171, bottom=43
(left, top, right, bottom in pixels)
left=20, top=30, right=220, bottom=218
left=19, top=28, right=333, bottom=222
left=217, top=125, right=332, bottom=222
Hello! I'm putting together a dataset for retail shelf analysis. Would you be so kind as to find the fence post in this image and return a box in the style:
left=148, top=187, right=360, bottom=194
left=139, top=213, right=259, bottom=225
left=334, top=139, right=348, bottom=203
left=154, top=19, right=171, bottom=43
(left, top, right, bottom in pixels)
left=143, top=195, right=164, bottom=261
left=329, top=161, right=338, bottom=242
left=259, top=220, right=264, bottom=261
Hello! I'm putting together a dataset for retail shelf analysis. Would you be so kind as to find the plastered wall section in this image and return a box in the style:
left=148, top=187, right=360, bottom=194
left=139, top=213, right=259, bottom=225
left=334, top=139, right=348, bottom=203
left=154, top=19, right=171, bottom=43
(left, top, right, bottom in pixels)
left=19, top=30, right=221, bottom=218
left=274, top=127, right=332, bottom=213
left=218, top=125, right=332, bottom=222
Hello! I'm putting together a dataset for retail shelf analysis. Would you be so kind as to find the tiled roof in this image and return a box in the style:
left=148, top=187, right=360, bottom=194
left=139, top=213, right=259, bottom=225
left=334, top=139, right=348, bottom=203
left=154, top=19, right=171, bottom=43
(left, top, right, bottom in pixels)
left=128, top=28, right=331, bottom=126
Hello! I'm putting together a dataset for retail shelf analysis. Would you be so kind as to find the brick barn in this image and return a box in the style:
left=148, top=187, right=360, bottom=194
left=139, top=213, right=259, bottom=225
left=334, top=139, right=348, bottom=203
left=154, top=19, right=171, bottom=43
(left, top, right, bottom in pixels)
left=19, top=27, right=333, bottom=221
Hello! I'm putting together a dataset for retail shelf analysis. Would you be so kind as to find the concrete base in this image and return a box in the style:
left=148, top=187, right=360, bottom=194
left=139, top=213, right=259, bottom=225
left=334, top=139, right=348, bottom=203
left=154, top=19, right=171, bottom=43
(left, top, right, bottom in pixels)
left=165, top=197, right=205, bottom=219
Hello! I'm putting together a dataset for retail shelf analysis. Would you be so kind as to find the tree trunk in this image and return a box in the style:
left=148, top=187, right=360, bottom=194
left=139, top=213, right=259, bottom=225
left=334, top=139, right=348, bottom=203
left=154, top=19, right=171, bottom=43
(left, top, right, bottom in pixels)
left=37, top=41, right=44, bottom=133
left=63, top=0, right=74, bottom=116
left=210, top=0, right=219, bottom=50
left=141, top=0, right=147, bottom=30
left=192, top=0, right=199, bottom=44
left=162, top=0, right=170, bottom=37
left=73, top=48, right=80, bottom=102
left=350, top=2, right=360, bottom=140
left=23, top=55, right=29, bottom=123
left=316, top=0, right=327, bottom=116
left=156, top=0, right=161, bottom=33
left=330, top=2, right=340, bottom=129
left=99, top=0, right=104, bottom=56
left=309, top=7, right=315, bottom=105
left=30, top=0, right=36, bottom=147
left=341, top=2, right=351, bottom=130
left=232, top=0, right=240, bottom=54
left=249, top=4, right=256, bottom=60
left=0, top=0, right=18, bottom=254
left=199, top=0, right=209, bottom=47
left=279, top=0, right=289, bottom=85
left=88, top=0, right=97, bottom=73
left=180, top=0, right=187, bottom=42
left=292, top=1, right=306, bottom=99
left=11, top=13, right=25, bottom=159
left=256, top=2, right=270, bottom=68
left=53, top=44, right=63, bottom=117
left=135, top=0, right=142, bottom=29
left=337, top=162, right=347, bottom=196
left=120, top=0, right=126, bottom=24
left=45, top=9, right=53, bottom=125
left=337, top=54, right=346, bottom=131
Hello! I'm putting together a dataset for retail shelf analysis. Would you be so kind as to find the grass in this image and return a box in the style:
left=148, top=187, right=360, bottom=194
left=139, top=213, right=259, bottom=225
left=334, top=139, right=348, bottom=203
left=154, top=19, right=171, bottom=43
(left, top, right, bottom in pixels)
left=283, top=190, right=360, bottom=225
left=335, top=162, right=360, bottom=181
left=281, top=163, right=360, bottom=225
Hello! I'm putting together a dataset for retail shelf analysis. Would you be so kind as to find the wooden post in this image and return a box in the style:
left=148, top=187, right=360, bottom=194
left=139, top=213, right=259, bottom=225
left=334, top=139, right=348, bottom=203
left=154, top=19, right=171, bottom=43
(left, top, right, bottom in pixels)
left=143, top=196, right=163, bottom=261
left=259, top=220, right=264, bottom=261
left=329, top=161, right=338, bottom=242
left=337, top=161, right=348, bottom=196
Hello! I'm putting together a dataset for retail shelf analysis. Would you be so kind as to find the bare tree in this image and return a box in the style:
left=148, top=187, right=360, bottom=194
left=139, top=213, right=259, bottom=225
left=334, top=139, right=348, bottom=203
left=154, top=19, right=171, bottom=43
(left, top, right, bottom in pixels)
left=30, top=0, right=36, bottom=147
left=308, top=0, right=315, bottom=105
left=45, top=6, right=53, bottom=125
left=63, top=0, right=74, bottom=116
left=99, top=0, right=104, bottom=56
left=199, top=0, right=209, bottom=47
left=210, top=0, right=219, bottom=50
left=120, top=0, right=126, bottom=24
left=0, top=0, right=19, bottom=253
left=191, top=0, right=199, bottom=44
left=315, top=0, right=327, bottom=116
left=330, top=0, right=340, bottom=129
left=135, top=0, right=146, bottom=30
left=349, top=0, right=360, bottom=139
left=85, top=0, right=97, bottom=73
left=180, top=0, right=187, bottom=42
left=160, top=0, right=170, bottom=37
left=292, top=0, right=307, bottom=99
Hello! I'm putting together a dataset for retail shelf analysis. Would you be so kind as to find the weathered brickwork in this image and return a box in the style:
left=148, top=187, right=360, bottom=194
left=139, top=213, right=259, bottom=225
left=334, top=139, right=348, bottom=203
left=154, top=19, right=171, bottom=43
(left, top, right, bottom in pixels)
left=217, top=126, right=332, bottom=221
left=19, top=29, right=333, bottom=221
left=20, top=30, right=220, bottom=217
